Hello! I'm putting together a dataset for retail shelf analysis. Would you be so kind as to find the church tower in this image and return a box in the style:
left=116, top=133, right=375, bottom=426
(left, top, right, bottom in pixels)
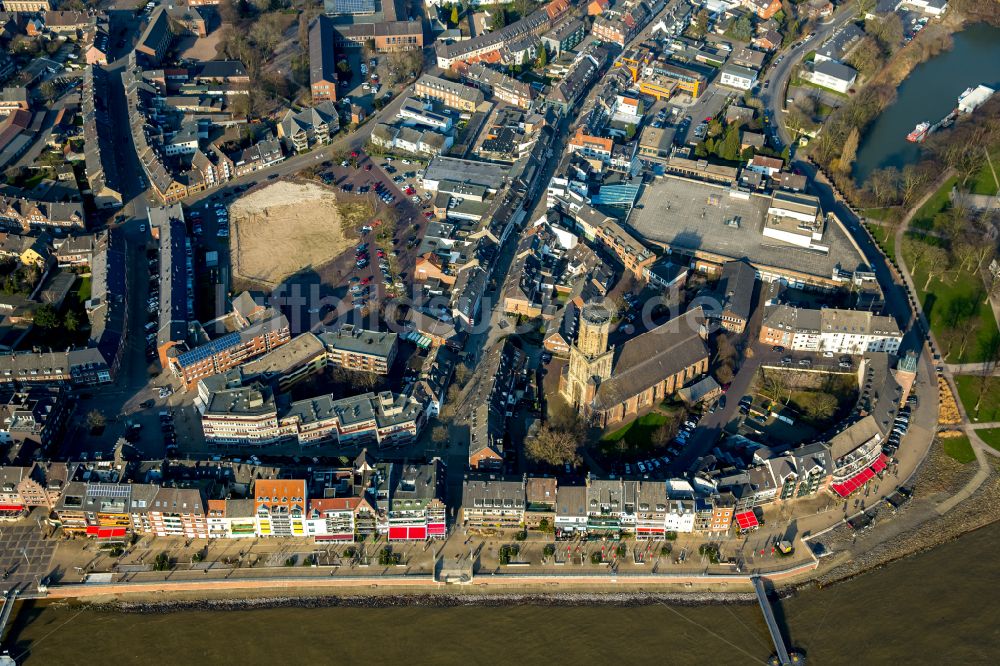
left=560, top=304, right=615, bottom=411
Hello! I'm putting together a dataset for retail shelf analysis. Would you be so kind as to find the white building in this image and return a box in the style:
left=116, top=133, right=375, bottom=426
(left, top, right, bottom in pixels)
left=761, top=305, right=903, bottom=355
left=762, top=191, right=829, bottom=252
left=398, top=97, right=453, bottom=132
left=807, top=61, right=857, bottom=94
left=898, top=0, right=949, bottom=16
left=664, top=499, right=696, bottom=533
left=718, top=65, right=758, bottom=91
left=611, top=94, right=644, bottom=125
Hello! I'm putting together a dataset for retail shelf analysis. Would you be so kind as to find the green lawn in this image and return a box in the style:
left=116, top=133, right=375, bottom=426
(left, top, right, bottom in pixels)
left=976, top=428, right=1000, bottom=452
left=601, top=412, right=669, bottom=442
left=910, top=176, right=957, bottom=232
left=955, top=375, right=1000, bottom=422
left=863, top=207, right=893, bottom=221
left=75, top=276, right=91, bottom=304
left=903, top=235, right=1000, bottom=363
left=599, top=411, right=675, bottom=459
left=866, top=222, right=897, bottom=261
left=967, top=150, right=1000, bottom=196
left=941, top=435, right=976, bottom=464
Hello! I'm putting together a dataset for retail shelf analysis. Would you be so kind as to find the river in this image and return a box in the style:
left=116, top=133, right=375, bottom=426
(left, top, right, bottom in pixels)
left=852, top=22, right=1000, bottom=183
left=4, top=522, right=1000, bottom=665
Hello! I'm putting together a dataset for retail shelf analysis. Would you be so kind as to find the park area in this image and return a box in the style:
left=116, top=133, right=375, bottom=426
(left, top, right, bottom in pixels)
left=598, top=410, right=681, bottom=461
left=976, top=428, right=1000, bottom=452
left=901, top=231, right=999, bottom=364
left=229, top=181, right=355, bottom=289
left=940, top=434, right=976, bottom=465
left=954, top=374, right=1000, bottom=422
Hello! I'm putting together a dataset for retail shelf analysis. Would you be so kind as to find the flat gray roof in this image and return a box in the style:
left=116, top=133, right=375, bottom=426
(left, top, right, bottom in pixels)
left=626, top=177, right=868, bottom=282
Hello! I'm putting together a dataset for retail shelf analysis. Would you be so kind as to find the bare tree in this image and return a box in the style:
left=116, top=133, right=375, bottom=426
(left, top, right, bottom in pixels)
left=525, top=424, right=582, bottom=467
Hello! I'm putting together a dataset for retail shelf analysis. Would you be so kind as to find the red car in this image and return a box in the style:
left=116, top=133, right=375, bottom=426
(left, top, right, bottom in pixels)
left=404, top=187, right=415, bottom=195
left=351, top=151, right=358, bottom=158
left=377, top=249, right=385, bottom=258
left=364, top=164, right=372, bottom=171
left=424, top=211, right=433, bottom=218
left=360, top=277, right=370, bottom=285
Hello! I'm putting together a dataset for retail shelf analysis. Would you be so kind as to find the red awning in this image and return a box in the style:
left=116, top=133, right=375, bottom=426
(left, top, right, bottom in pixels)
left=0, top=504, right=25, bottom=512
left=734, top=511, right=759, bottom=530
left=832, top=465, right=878, bottom=498
left=871, top=454, right=888, bottom=474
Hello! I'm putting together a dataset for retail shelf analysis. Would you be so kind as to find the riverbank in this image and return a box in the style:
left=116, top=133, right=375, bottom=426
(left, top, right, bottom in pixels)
left=812, top=8, right=975, bottom=199
left=805, top=442, right=1000, bottom=588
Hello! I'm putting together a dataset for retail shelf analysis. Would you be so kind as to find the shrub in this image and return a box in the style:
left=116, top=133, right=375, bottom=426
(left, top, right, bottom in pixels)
left=284, top=556, right=297, bottom=567
left=152, top=552, right=172, bottom=571
left=543, top=544, right=556, bottom=558
left=590, top=552, right=602, bottom=565
left=514, top=530, right=528, bottom=542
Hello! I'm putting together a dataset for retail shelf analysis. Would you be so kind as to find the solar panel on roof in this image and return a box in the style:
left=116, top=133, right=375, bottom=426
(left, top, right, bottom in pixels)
left=331, top=0, right=375, bottom=14
left=176, top=331, right=242, bottom=366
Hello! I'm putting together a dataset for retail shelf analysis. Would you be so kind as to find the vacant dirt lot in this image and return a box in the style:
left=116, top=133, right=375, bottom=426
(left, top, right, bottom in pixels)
left=230, top=181, right=350, bottom=289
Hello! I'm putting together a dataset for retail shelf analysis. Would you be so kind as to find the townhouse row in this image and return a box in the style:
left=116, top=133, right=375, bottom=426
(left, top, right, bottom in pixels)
left=4, top=458, right=448, bottom=542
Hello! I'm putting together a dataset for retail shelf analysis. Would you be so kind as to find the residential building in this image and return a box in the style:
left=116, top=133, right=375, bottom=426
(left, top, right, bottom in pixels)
left=742, top=0, right=782, bottom=19
left=555, top=484, right=587, bottom=534
left=135, top=7, right=173, bottom=66
left=462, top=63, right=537, bottom=110
left=278, top=102, right=340, bottom=153
left=0, top=195, right=85, bottom=233
left=524, top=476, right=557, bottom=528
left=254, top=479, right=307, bottom=537
left=414, top=74, right=485, bottom=112
left=541, top=17, right=585, bottom=55
left=201, top=384, right=426, bottom=449
left=807, top=61, right=858, bottom=94
left=461, top=474, right=526, bottom=529
left=166, top=309, right=292, bottom=391
left=712, top=259, right=757, bottom=334
left=376, top=461, right=447, bottom=541
left=309, top=16, right=339, bottom=102
left=719, top=65, right=758, bottom=91
left=759, top=305, right=902, bottom=355
left=148, top=487, right=208, bottom=538
left=1, top=0, right=51, bottom=10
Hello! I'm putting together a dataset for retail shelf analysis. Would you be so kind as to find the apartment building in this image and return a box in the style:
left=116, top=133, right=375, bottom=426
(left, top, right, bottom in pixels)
left=309, top=16, right=339, bottom=102
left=147, top=487, right=209, bottom=538
left=414, top=74, right=484, bottom=112
left=461, top=474, right=526, bottom=529
left=200, top=383, right=426, bottom=449
left=760, top=305, right=902, bottom=355
left=0, top=195, right=85, bottom=233
left=567, top=128, right=613, bottom=164
left=278, top=102, right=340, bottom=153
left=461, top=63, right=537, bottom=110
left=306, top=497, right=372, bottom=541
left=240, top=326, right=397, bottom=391
left=255, top=479, right=307, bottom=537
left=1, top=0, right=51, bottom=11
left=375, top=461, right=447, bottom=541
left=167, top=308, right=292, bottom=391
left=135, top=7, right=173, bottom=66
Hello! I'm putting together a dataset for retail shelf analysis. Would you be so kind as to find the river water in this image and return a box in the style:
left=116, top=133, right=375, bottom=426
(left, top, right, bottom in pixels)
left=5, top=523, right=1000, bottom=665
left=853, top=23, right=1000, bottom=183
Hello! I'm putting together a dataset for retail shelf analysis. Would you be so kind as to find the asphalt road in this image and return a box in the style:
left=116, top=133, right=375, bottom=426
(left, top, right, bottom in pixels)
left=760, top=7, right=859, bottom=148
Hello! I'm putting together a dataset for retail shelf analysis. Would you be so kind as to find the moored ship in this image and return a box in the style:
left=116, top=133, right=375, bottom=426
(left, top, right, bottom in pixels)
left=906, top=121, right=930, bottom=143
